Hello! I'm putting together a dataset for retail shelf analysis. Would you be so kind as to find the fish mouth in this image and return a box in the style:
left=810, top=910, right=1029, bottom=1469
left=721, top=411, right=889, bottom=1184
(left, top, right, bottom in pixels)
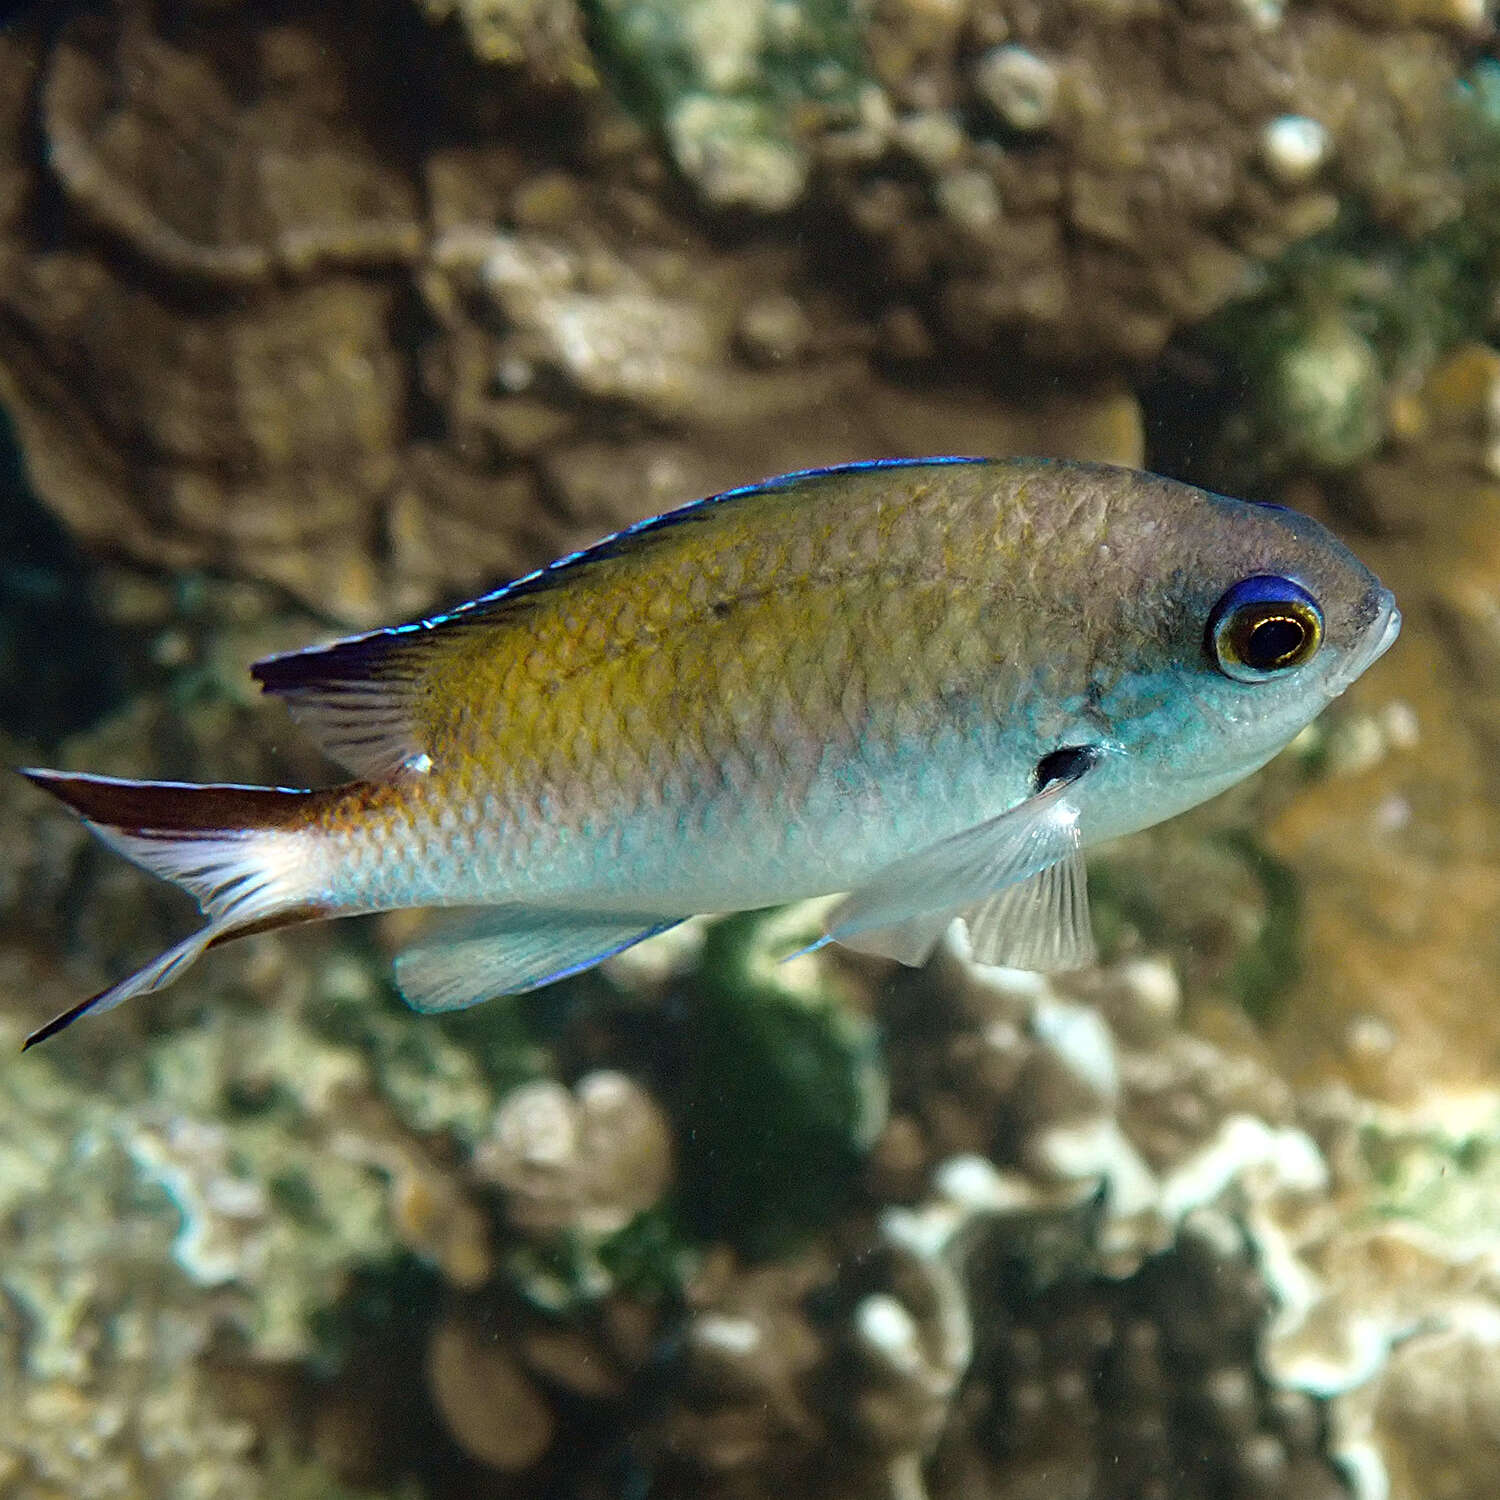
left=1337, top=587, right=1401, bottom=691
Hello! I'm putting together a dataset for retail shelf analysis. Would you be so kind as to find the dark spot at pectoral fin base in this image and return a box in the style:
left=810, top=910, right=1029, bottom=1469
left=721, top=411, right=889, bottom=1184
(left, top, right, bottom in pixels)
left=823, top=749, right=1099, bottom=970
left=393, top=907, right=682, bottom=1013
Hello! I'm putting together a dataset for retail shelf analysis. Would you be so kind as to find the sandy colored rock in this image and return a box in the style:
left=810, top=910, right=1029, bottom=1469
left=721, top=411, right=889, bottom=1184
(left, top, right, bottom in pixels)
left=473, top=1070, right=675, bottom=1238
left=842, top=0, right=1475, bottom=363
left=0, top=0, right=1474, bottom=635
left=421, top=0, right=596, bottom=83
left=42, top=11, right=424, bottom=284
left=1261, top=436, right=1500, bottom=1104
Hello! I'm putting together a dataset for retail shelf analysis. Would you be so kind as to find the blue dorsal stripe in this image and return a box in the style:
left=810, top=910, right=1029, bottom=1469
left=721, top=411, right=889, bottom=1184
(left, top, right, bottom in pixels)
left=253, top=457, right=989, bottom=696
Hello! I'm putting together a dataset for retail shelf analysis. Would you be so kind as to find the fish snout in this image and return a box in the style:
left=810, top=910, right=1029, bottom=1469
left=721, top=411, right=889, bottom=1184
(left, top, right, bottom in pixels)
left=1339, top=587, right=1400, bottom=690
left=1367, top=588, right=1402, bottom=664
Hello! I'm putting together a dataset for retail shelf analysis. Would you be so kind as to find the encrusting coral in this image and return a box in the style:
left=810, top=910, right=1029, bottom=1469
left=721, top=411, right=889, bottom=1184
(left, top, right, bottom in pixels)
left=0, top=335, right=1496, bottom=1500
left=3, top=0, right=1500, bottom=1495
left=1, top=638, right=1495, bottom=1500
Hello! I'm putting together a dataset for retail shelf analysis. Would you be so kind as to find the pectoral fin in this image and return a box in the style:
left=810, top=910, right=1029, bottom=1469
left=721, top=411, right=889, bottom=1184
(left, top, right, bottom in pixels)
left=394, top=907, right=680, bottom=1013
left=834, top=910, right=959, bottom=965
left=823, top=752, right=1096, bottom=971
left=959, top=849, right=1095, bottom=970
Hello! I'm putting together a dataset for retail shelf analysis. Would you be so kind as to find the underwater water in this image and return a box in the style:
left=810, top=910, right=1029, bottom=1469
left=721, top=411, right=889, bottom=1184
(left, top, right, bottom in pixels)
left=2, top=2, right=1500, bottom=1497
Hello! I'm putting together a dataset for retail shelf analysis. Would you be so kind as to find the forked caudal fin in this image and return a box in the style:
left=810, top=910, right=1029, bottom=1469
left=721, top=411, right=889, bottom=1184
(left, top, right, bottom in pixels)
left=18, top=770, right=325, bottom=1049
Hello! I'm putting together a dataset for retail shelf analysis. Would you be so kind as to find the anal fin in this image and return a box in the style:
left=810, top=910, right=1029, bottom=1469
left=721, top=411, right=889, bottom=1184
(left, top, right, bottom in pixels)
left=393, top=907, right=681, bottom=1014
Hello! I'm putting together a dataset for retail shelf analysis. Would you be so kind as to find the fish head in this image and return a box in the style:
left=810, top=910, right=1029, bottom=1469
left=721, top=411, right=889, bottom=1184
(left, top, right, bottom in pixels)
left=1173, top=489, right=1398, bottom=730
left=1071, top=472, right=1400, bottom=836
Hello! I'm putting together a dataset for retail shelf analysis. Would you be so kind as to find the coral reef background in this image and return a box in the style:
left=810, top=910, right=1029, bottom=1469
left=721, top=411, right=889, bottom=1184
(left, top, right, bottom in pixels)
left=2, top=0, right=1500, bottom=1497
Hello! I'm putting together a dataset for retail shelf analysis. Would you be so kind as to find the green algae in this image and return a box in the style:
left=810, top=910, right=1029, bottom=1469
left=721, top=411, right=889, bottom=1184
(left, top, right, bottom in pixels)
left=1154, top=60, right=1500, bottom=489
left=672, top=907, right=884, bottom=1257
left=1361, top=1113, right=1500, bottom=1248
left=1216, top=831, right=1303, bottom=1027
left=502, top=1207, right=690, bottom=1312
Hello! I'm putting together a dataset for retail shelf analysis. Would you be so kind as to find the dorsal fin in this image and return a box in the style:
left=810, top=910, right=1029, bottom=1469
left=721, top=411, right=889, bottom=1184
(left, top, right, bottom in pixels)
left=251, top=628, right=431, bottom=778
left=252, top=457, right=988, bottom=778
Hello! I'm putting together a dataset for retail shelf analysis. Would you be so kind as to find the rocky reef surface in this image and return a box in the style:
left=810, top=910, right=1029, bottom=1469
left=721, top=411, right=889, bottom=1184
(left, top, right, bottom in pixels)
left=2, top=0, right=1500, bottom=1497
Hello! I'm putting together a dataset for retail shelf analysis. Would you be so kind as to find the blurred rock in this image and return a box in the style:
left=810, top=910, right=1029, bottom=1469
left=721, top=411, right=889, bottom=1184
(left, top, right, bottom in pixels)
left=2, top=0, right=1470, bottom=632
left=1359, top=1314, right=1500, bottom=1500
left=421, top=0, right=595, bottom=83
left=1247, top=1082, right=1500, bottom=1500
left=1150, top=60, right=1500, bottom=489
left=845, top=0, right=1477, bottom=364
left=426, top=1310, right=556, bottom=1470
left=43, top=11, right=425, bottom=284
left=658, top=1252, right=827, bottom=1480
left=473, top=1070, right=674, bottom=1238
left=0, top=1002, right=427, bottom=1500
left=1251, top=409, right=1500, bottom=1106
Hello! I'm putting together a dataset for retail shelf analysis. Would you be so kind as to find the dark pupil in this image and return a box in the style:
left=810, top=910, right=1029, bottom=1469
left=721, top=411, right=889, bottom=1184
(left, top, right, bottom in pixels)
left=1244, top=614, right=1305, bottom=668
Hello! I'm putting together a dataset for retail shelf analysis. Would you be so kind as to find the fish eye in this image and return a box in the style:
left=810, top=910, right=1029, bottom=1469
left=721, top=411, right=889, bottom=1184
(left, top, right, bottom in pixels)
left=1208, top=575, right=1324, bottom=682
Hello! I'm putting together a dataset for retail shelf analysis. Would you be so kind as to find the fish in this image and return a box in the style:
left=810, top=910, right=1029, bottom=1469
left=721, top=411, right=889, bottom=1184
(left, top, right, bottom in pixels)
left=18, top=457, right=1400, bottom=1049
